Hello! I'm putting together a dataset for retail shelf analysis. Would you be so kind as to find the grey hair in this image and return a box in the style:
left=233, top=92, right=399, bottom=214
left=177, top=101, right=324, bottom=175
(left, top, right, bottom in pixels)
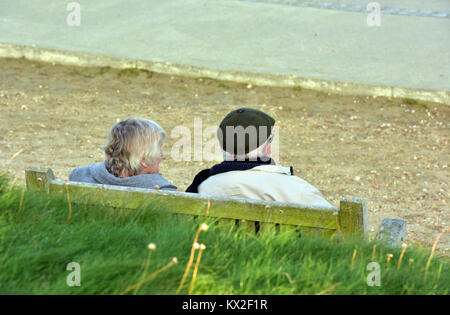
left=104, top=118, right=165, bottom=177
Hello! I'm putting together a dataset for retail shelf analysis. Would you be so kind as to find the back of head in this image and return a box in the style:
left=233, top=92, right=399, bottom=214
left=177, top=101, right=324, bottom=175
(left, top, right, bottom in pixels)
left=104, top=118, right=165, bottom=177
left=218, top=108, right=275, bottom=160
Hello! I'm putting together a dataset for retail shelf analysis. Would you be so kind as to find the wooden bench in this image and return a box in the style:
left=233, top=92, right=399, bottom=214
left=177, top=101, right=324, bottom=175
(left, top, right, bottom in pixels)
left=25, top=167, right=368, bottom=237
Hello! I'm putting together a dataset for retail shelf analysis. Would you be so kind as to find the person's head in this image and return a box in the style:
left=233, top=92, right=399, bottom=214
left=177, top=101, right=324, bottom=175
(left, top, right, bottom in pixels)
left=217, top=108, right=275, bottom=161
left=104, top=118, right=166, bottom=177
left=222, top=133, right=274, bottom=161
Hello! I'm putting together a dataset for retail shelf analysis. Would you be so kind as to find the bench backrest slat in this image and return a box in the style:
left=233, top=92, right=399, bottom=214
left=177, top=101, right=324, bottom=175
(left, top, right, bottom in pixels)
left=25, top=167, right=368, bottom=237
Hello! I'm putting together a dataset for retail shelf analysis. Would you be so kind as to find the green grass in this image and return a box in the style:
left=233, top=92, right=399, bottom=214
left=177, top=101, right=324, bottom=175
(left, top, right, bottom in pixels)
left=294, top=85, right=303, bottom=92
left=117, top=67, right=154, bottom=79
left=118, top=67, right=140, bottom=77
left=97, top=66, right=111, bottom=75
left=0, top=175, right=448, bottom=295
left=403, top=98, right=418, bottom=105
left=138, top=68, right=154, bottom=79
left=68, top=69, right=94, bottom=79
left=217, top=82, right=231, bottom=89
left=403, top=98, right=429, bottom=110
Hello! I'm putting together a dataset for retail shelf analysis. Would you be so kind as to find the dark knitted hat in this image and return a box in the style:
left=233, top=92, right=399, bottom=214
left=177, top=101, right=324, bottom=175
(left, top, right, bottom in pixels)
left=218, top=108, right=275, bottom=155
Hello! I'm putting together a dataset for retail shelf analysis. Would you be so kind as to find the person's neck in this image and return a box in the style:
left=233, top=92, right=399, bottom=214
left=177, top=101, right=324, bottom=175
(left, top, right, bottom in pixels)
left=138, top=165, right=159, bottom=175
left=118, top=166, right=158, bottom=178
left=224, top=157, right=273, bottom=164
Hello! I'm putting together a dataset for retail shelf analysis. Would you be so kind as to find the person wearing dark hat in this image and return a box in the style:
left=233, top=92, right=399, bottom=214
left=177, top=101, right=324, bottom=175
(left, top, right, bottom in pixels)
left=186, top=108, right=332, bottom=207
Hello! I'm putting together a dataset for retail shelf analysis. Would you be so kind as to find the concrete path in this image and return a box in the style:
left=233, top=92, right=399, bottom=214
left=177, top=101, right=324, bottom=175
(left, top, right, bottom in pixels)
left=0, top=0, right=449, bottom=103
left=232, top=0, right=450, bottom=16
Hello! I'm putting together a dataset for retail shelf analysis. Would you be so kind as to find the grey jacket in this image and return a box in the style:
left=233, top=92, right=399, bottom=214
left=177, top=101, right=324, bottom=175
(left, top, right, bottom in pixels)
left=69, top=161, right=177, bottom=191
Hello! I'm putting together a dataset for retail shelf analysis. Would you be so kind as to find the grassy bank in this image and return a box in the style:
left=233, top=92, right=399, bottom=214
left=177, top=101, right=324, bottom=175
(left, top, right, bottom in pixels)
left=0, top=175, right=448, bottom=295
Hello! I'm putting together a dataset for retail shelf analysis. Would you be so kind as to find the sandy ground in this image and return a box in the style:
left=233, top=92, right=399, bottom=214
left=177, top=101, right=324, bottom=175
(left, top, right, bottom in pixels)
left=0, top=57, right=448, bottom=255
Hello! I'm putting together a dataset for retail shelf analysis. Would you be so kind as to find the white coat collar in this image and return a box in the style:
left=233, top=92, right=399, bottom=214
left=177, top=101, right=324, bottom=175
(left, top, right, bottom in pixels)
left=250, top=165, right=292, bottom=175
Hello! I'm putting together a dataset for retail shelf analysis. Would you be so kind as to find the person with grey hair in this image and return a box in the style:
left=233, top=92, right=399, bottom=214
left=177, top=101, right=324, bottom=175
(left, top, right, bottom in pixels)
left=69, top=118, right=177, bottom=190
left=186, top=108, right=331, bottom=207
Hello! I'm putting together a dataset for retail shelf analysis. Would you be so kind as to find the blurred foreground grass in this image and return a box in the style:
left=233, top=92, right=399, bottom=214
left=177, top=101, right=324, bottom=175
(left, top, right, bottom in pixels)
left=0, top=174, right=448, bottom=295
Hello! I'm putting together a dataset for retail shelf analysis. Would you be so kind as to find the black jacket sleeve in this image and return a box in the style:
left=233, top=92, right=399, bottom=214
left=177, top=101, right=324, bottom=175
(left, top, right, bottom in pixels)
left=185, top=169, right=211, bottom=193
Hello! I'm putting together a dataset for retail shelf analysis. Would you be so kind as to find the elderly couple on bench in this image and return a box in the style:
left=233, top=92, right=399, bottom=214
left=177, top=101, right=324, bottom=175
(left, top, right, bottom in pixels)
left=69, top=108, right=332, bottom=208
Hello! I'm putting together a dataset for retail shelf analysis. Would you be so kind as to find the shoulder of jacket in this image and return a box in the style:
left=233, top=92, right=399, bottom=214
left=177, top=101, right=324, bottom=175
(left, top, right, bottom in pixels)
left=248, top=165, right=292, bottom=175
left=68, top=165, right=88, bottom=180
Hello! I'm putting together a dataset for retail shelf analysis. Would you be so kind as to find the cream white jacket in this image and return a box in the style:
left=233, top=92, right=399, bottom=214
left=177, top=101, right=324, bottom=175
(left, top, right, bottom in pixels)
left=198, top=165, right=333, bottom=207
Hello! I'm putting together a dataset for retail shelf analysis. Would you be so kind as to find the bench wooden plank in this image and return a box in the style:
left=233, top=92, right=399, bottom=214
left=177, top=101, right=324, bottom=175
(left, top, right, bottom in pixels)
left=339, top=197, right=368, bottom=237
left=25, top=166, right=55, bottom=193
left=25, top=167, right=368, bottom=236
left=48, top=179, right=338, bottom=229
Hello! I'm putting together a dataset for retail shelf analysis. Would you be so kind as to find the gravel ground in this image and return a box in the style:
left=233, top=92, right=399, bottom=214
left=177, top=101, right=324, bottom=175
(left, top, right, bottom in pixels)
left=0, top=57, right=448, bottom=255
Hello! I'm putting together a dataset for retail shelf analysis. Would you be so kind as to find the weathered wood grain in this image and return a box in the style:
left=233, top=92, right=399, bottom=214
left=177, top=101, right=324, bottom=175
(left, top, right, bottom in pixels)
left=25, top=167, right=369, bottom=237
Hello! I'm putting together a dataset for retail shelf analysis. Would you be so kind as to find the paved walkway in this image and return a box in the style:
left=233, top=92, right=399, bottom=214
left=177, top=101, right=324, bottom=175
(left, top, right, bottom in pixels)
left=232, top=0, right=450, bottom=17
left=0, top=0, right=449, bottom=102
